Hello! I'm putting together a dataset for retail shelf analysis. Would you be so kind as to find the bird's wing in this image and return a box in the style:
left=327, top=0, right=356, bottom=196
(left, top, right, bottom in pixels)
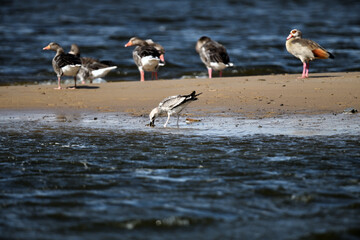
left=293, top=38, right=333, bottom=59
left=159, top=95, right=186, bottom=110
left=204, top=41, right=230, bottom=64
left=87, top=61, right=110, bottom=70
left=55, top=53, right=81, bottom=68
left=145, top=39, right=165, bottom=55
left=138, top=45, right=160, bottom=58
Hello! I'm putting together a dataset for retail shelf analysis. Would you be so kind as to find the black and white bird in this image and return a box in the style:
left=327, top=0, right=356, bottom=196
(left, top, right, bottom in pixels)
left=196, top=36, right=233, bottom=78
left=125, top=37, right=164, bottom=81
left=43, top=42, right=81, bottom=89
left=68, top=44, right=117, bottom=84
left=145, top=39, right=165, bottom=80
left=149, top=91, right=202, bottom=127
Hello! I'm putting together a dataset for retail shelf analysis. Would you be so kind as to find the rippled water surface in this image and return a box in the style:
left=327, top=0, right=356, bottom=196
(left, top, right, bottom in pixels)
left=1, top=0, right=360, bottom=85
left=1, top=111, right=360, bottom=239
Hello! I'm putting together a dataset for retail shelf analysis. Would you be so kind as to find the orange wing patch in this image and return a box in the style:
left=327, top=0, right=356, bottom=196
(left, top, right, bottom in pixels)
left=312, top=48, right=330, bottom=59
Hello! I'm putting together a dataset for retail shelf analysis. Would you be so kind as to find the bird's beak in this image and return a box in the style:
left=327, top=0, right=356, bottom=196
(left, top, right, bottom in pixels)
left=43, top=45, right=50, bottom=50
left=286, top=34, right=293, bottom=40
left=124, top=41, right=132, bottom=47
left=160, top=54, right=165, bottom=62
left=149, top=120, right=155, bottom=127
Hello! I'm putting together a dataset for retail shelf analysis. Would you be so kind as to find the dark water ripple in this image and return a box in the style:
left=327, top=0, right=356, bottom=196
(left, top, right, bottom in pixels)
left=1, top=0, right=360, bottom=85
left=1, top=114, right=360, bottom=239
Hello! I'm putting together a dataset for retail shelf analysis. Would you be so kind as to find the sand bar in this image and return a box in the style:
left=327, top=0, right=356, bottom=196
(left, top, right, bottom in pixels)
left=0, top=72, right=359, bottom=118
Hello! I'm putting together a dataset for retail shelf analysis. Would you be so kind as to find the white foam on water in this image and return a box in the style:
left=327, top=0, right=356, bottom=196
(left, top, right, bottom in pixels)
left=0, top=110, right=359, bottom=137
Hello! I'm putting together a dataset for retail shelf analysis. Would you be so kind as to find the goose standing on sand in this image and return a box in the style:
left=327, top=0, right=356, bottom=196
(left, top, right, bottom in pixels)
left=196, top=36, right=233, bottom=78
left=286, top=29, right=334, bottom=78
left=43, top=42, right=82, bottom=89
left=149, top=91, right=202, bottom=128
left=125, top=37, right=164, bottom=81
left=69, top=44, right=117, bottom=84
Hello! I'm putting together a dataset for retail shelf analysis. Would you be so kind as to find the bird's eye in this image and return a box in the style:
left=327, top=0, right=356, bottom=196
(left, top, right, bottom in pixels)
left=292, top=30, right=297, bottom=34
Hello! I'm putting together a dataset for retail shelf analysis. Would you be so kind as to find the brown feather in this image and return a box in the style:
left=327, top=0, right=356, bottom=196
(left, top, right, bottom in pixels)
left=312, top=48, right=330, bottom=59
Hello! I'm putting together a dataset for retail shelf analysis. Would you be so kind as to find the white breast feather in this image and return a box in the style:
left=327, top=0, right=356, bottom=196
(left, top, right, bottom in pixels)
left=61, top=64, right=81, bottom=76
left=288, top=42, right=315, bottom=62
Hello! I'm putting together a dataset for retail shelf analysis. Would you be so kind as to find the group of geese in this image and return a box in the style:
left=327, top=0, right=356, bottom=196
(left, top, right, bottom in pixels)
left=43, top=29, right=335, bottom=127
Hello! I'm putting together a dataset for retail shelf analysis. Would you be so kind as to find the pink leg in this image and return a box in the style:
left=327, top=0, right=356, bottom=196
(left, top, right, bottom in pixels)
left=140, top=70, right=145, bottom=81
left=151, top=72, right=158, bottom=80
left=54, top=76, right=62, bottom=90
left=305, top=62, right=309, bottom=78
left=219, top=71, right=223, bottom=77
left=298, top=62, right=307, bottom=79
left=208, top=68, right=212, bottom=79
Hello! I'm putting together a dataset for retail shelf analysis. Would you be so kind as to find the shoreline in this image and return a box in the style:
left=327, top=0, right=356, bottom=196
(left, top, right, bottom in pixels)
left=0, top=72, right=359, bottom=118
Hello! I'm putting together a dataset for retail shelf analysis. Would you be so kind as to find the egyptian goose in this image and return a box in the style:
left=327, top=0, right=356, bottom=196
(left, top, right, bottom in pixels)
left=195, top=36, right=233, bottom=78
left=286, top=29, right=334, bottom=78
left=124, top=37, right=164, bottom=81
left=43, top=42, right=81, bottom=89
left=149, top=91, right=202, bottom=128
left=69, top=44, right=117, bottom=84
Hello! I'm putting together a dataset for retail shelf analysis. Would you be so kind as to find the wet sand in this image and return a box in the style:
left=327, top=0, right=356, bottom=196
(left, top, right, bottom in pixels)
left=0, top=72, right=359, bottom=118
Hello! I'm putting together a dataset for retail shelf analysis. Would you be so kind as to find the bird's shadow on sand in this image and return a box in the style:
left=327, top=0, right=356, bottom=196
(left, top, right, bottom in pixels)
left=71, top=85, right=100, bottom=90
left=308, top=75, right=339, bottom=78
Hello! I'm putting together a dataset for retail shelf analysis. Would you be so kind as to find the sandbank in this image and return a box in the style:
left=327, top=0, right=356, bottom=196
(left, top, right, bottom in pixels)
left=0, top=72, right=359, bottom=118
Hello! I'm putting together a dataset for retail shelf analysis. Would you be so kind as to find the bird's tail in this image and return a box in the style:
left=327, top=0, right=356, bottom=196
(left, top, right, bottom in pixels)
left=184, top=91, right=202, bottom=100
left=91, top=66, right=117, bottom=78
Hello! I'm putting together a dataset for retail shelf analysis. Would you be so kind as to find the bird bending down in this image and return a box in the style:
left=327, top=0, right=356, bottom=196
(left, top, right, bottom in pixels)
left=69, top=44, right=117, bottom=84
left=43, top=42, right=81, bottom=89
left=196, top=36, right=233, bottom=78
left=286, top=29, right=334, bottom=78
left=149, top=91, right=202, bottom=128
left=125, top=37, right=164, bottom=81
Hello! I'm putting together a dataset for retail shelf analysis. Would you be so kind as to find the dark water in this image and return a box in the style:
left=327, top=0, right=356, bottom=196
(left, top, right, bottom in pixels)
left=1, top=111, right=360, bottom=240
left=1, top=0, right=360, bottom=85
